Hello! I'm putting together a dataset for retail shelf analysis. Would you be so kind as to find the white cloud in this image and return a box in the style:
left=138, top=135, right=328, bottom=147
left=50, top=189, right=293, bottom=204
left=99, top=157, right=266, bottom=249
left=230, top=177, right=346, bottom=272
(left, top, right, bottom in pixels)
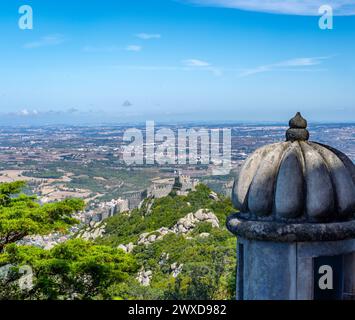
left=5, top=108, right=85, bottom=117
left=182, top=59, right=223, bottom=76
left=184, top=0, right=355, bottom=16
left=112, top=62, right=222, bottom=76
left=183, top=59, right=211, bottom=67
left=19, top=109, right=29, bottom=116
left=16, top=109, right=39, bottom=116
left=125, top=45, right=142, bottom=52
left=240, top=56, right=331, bottom=77
left=23, top=34, right=65, bottom=49
left=136, top=33, right=161, bottom=40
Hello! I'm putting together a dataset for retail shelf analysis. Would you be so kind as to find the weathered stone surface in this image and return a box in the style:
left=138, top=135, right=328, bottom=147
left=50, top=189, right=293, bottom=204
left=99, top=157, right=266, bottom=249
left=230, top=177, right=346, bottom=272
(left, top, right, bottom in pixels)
left=158, top=227, right=170, bottom=236
left=78, top=222, right=106, bottom=241
left=137, top=232, right=151, bottom=245
left=248, top=143, right=288, bottom=216
left=301, top=142, right=335, bottom=220
left=159, top=252, right=169, bottom=265
left=199, top=232, right=210, bottom=238
left=286, top=113, right=309, bottom=141
left=227, top=213, right=355, bottom=242
left=136, top=268, right=152, bottom=286
left=239, top=239, right=297, bottom=300
left=148, top=234, right=157, bottom=242
left=118, top=242, right=136, bottom=253
left=209, top=191, right=219, bottom=201
left=0, top=264, right=12, bottom=280
left=194, top=210, right=208, bottom=221
left=171, top=263, right=184, bottom=278
left=233, top=143, right=280, bottom=212
left=310, top=142, right=355, bottom=217
left=117, top=244, right=127, bottom=252
left=289, top=112, right=307, bottom=129
left=325, top=143, right=355, bottom=183
left=286, top=129, right=309, bottom=142
left=275, top=143, right=304, bottom=219
left=286, top=128, right=309, bottom=142
left=237, top=237, right=355, bottom=300
left=232, top=141, right=355, bottom=223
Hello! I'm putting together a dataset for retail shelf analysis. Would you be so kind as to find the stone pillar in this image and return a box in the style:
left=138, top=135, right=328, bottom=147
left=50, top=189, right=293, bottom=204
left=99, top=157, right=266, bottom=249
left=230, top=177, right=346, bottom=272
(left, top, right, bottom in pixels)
left=228, top=217, right=355, bottom=300
left=228, top=113, right=355, bottom=300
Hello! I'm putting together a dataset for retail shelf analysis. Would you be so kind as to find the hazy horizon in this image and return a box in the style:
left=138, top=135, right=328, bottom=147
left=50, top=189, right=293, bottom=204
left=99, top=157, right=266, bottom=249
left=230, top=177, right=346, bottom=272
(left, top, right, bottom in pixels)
left=1, top=114, right=355, bottom=127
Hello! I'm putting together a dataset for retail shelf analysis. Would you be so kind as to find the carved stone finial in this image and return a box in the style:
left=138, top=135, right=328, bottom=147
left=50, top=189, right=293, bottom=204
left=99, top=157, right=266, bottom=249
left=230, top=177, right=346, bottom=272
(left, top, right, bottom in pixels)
left=289, top=112, right=307, bottom=128
left=286, top=112, right=309, bottom=141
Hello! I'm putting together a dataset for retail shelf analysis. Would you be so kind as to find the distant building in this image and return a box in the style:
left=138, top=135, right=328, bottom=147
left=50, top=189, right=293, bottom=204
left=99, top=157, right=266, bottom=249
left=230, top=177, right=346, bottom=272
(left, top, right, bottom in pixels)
left=93, top=198, right=129, bottom=221
left=123, top=190, right=146, bottom=210
left=147, top=178, right=175, bottom=199
left=173, top=174, right=199, bottom=196
left=139, top=174, right=200, bottom=201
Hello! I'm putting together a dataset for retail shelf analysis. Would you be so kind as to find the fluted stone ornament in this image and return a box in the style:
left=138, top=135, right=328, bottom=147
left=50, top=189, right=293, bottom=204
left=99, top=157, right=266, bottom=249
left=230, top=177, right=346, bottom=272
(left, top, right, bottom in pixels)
left=228, top=112, right=355, bottom=241
left=228, top=113, right=355, bottom=300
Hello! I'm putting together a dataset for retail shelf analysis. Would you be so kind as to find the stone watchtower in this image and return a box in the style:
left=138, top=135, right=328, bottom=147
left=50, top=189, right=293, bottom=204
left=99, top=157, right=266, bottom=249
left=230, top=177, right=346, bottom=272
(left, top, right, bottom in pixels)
left=227, top=113, right=355, bottom=300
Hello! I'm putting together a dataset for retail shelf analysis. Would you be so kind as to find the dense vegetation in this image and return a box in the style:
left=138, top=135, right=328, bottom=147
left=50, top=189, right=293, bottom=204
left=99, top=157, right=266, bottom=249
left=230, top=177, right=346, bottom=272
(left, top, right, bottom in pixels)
left=111, top=230, right=236, bottom=300
left=0, top=182, right=237, bottom=300
left=0, top=182, right=137, bottom=300
left=98, top=184, right=237, bottom=300
left=101, top=185, right=233, bottom=245
left=0, top=181, right=84, bottom=253
left=0, top=239, right=137, bottom=300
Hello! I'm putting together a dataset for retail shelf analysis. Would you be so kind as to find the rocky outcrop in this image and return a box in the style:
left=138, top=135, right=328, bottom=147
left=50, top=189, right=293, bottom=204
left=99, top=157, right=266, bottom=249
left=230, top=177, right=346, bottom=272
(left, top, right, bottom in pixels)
left=209, top=191, right=219, bottom=201
left=77, top=222, right=106, bottom=241
left=132, top=209, right=219, bottom=247
left=0, top=264, right=11, bottom=280
left=199, top=232, right=210, bottom=238
left=170, top=263, right=184, bottom=278
left=159, top=252, right=170, bottom=265
left=136, top=268, right=152, bottom=286
left=118, top=242, right=135, bottom=253
left=135, top=259, right=183, bottom=286
left=172, top=209, right=219, bottom=234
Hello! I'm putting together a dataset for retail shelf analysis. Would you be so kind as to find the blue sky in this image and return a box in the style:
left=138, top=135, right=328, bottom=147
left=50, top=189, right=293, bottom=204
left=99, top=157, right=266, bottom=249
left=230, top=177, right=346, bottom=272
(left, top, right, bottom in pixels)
left=0, top=0, right=354, bottom=124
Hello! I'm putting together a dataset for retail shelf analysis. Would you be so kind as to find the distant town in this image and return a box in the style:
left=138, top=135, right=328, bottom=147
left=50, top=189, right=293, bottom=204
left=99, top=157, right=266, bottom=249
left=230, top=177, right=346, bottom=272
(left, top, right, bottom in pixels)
left=1, top=122, right=354, bottom=248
